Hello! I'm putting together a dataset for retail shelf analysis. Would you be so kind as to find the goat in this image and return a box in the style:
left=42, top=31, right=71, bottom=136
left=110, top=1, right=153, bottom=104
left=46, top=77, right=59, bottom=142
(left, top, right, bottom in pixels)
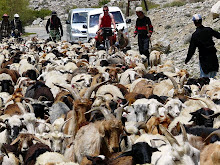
left=69, top=107, right=123, bottom=163
left=149, top=50, right=162, bottom=68
left=200, top=142, right=220, bottom=165
left=116, top=27, right=129, bottom=50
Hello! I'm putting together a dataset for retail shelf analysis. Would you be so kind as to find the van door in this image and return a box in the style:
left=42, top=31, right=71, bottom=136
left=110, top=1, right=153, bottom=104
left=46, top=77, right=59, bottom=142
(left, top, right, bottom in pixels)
left=66, top=11, right=72, bottom=42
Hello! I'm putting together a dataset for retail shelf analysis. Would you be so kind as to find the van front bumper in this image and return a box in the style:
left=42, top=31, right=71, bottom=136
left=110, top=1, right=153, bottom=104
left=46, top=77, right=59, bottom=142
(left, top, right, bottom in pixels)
left=70, top=34, right=88, bottom=43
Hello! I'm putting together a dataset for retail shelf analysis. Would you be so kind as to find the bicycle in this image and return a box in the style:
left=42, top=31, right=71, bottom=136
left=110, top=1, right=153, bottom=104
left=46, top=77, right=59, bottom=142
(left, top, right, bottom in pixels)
left=96, top=27, right=114, bottom=54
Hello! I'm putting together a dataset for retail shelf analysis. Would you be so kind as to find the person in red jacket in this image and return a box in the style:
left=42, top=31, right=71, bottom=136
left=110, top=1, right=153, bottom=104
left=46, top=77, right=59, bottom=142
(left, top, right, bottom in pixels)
left=134, top=7, right=153, bottom=65
left=96, top=5, right=116, bottom=46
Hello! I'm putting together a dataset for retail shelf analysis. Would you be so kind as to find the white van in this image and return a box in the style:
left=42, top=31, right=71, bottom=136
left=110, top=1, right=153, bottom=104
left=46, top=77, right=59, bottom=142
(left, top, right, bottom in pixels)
left=66, top=8, right=95, bottom=43
left=87, top=7, right=131, bottom=48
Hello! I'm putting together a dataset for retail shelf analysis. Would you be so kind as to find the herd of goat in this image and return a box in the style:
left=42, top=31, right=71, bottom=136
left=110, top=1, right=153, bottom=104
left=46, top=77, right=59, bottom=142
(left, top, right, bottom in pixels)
left=0, top=36, right=219, bottom=165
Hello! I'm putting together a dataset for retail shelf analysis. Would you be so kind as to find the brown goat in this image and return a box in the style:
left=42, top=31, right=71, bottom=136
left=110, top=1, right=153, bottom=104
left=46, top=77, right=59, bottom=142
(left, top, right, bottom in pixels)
left=132, top=80, right=154, bottom=98
left=0, top=68, right=20, bottom=84
left=145, top=116, right=171, bottom=135
left=200, top=143, right=220, bottom=165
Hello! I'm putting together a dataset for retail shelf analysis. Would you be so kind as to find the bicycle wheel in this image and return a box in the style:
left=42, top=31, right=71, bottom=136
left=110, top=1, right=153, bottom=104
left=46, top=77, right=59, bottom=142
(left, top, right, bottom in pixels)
left=105, top=39, right=110, bottom=52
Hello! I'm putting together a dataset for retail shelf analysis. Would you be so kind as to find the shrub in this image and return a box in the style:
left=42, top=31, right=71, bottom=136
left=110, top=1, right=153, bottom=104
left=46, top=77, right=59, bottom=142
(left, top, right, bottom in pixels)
left=0, top=0, right=51, bottom=26
left=141, top=1, right=160, bottom=10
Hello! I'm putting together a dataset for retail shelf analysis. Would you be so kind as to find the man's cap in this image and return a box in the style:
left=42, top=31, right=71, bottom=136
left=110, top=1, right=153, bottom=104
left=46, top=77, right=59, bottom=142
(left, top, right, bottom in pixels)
left=51, top=11, right=57, bottom=15
left=136, top=7, right=143, bottom=12
left=2, top=13, right=9, bottom=18
left=192, top=14, right=202, bottom=21
left=14, top=14, right=19, bottom=18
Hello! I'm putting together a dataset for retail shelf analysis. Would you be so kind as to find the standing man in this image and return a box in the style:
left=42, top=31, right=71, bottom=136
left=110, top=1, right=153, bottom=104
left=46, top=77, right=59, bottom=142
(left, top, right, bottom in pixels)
left=185, top=14, right=220, bottom=78
left=97, top=5, right=116, bottom=46
left=46, top=11, right=63, bottom=42
left=11, top=14, right=22, bottom=38
left=0, top=14, right=11, bottom=41
left=134, top=7, right=153, bottom=65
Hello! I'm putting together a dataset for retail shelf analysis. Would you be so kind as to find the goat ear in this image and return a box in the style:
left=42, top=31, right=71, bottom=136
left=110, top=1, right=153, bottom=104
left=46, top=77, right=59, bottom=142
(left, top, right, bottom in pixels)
left=86, top=155, right=94, bottom=161
left=105, top=68, right=110, bottom=72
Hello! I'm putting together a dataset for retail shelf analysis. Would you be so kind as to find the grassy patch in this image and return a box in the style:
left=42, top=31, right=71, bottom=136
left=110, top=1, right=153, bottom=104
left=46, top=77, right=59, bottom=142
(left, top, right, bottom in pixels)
left=0, top=0, right=51, bottom=26
left=163, top=1, right=186, bottom=8
left=22, top=32, right=36, bottom=37
left=141, top=1, right=160, bottom=10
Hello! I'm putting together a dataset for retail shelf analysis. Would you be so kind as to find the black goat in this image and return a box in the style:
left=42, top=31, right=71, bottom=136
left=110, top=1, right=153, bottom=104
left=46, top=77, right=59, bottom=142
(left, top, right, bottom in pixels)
left=113, top=142, right=159, bottom=164
left=189, top=108, right=220, bottom=127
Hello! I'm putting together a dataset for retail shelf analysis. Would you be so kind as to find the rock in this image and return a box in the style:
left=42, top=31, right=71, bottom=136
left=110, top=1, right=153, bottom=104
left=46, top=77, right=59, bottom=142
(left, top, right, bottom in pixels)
left=152, top=36, right=171, bottom=54
left=32, top=18, right=43, bottom=25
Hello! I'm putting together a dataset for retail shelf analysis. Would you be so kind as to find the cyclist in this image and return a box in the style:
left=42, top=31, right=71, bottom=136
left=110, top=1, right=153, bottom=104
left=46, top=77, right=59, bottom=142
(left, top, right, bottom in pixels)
left=96, top=5, right=116, bottom=46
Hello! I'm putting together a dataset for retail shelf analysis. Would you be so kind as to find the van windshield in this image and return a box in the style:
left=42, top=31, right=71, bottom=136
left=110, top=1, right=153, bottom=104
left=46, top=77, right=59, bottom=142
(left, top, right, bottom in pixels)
left=89, top=11, right=124, bottom=27
left=72, top=12, right=87, bottom=23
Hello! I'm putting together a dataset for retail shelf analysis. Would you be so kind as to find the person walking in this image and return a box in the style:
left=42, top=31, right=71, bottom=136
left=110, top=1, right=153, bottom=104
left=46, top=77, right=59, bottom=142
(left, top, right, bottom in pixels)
left=0, top=14, right=11, bottom=41
left=134, top=7, right=153, bottom=65
left=96, top=5, right=116, bottom=46
left=46, top=11, right=63, bottom=42
left=11, top=14, right=22, bottom=38
left=185, top=14, right=220, bottom=78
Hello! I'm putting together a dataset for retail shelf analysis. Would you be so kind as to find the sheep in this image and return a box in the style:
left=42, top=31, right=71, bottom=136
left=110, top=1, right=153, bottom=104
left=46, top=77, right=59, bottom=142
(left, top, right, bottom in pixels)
left=35, top=152, right=69, bottom=165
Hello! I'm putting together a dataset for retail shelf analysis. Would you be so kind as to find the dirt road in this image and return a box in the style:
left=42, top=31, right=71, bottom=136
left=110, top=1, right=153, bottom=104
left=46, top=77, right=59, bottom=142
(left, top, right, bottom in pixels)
left=24, top=25, right=67, bottom=41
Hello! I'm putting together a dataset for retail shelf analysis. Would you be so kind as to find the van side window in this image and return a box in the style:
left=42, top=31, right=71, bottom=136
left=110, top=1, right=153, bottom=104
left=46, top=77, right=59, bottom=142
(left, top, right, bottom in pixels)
left=111, top=11, right=124, bottom=24
left=89, top=14, right=100, bottom=27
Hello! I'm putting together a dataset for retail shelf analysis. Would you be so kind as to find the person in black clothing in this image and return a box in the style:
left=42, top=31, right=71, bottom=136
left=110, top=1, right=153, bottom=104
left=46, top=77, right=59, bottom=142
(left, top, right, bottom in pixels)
left=46, top=11, right=63, bottom=42
left=134, top=7, right=153, bottom=65
left=185, top=14, right=220, bottom=78
left=0, top=14, right=11, bottom=41
left=11, top=14, right=22, bottom=38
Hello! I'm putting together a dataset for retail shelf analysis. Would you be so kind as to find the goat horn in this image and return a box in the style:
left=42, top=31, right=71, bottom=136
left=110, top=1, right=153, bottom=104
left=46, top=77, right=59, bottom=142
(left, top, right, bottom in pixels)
left=38, top=96, right=48, bottom=101
left=188, top=97, right=216, bottom=110
left=180, top=74, right=187, bottom=89
left=167, top=76, right=179, bottom=90
left=179, top=122, right=188, bottom=142
left=85, top=107, right=112, bottom=120
left=53, top=83, right=80, bottom=100
left=60, top=117, right=73, bottom=132
left=32, top=135, right=45, bottom=143
left=159, top=124, right=180, bottom=146
left=115, top=102, right=129, bottom=120
left=205, top=112, right=220, bottom=119
left=83, top=80, right=109, bottom=99
left=201, top=114, right=210, bottom=119
left=10, top=135, right=21, bottom=145
left=204, top=130, right=220, bottom=143
left=44, top=123, right=54, bottom=132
